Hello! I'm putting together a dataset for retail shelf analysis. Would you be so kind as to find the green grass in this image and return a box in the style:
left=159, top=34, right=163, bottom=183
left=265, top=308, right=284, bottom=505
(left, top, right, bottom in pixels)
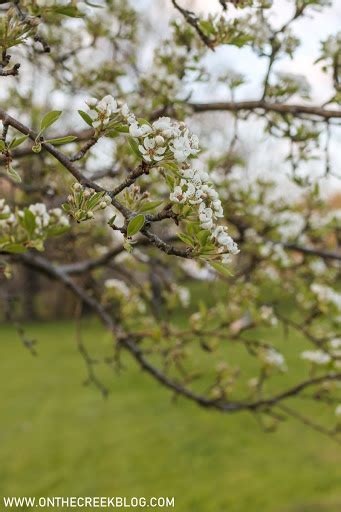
left=0, top=321, right=340, bottom=512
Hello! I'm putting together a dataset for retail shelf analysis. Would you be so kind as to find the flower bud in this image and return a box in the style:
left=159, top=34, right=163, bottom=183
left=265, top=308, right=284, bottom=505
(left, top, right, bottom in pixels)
left=86, top=211, right=94, bottom=219
left=83, top=189, right=91, bottom=198
left=73, top=183, right=82, bottom=191
left=155, top=135, right=165, bottom=146
left=99, top=201, right=107, bottom=209
left=85, top=97, right=98, bottom=108
left=67, top=195, right=73, bottom=203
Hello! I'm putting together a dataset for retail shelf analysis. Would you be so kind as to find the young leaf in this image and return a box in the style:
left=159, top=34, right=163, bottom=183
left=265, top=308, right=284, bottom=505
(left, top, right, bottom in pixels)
left=46, top=136, right=77, bottom=145
left=127, top=214, right=145, bottom=237
left=105, top=130, right=120, bottom=139
left=2, top=243, right=27, bottom=254
left=9, top=135, right=28, bottom=149
left=177, top=233, right=194, bottom=247
left=139, top=200, right=163, bottom=213
left=22, top=209, right=36, bottom=237
left=52, top=5, right=82, bottom=17
left=128, top=137, right=141, bottom=158
left=40, top=111, right=62, bottom=132
left=62, top=203, right=71, bottom=213
left=7, top=166, right=21, bottom=183
left=112, top=124, right=129, bottom=133
left=209, top=262, right=233, bottom=278
left=0, top=140, right=6, bottom=151
left=78, top=110, right=93, bottom=127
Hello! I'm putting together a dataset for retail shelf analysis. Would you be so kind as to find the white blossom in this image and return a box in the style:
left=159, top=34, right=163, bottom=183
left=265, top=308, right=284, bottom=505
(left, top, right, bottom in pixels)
left=138, top=137, right=166, bottom=163
left=262, top=348, right=287, bottom=371
left=311, top=283, right=341, bottom=310
left=301, top=350, right=331, bottom=365
left=105, top=278, right=130, bottom=297
left=29, top=203, right=50, bottom=229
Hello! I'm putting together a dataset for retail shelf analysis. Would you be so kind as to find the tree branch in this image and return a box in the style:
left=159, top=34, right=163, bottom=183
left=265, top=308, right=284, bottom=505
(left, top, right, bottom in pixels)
left=190, top=100, right=341, bottom=120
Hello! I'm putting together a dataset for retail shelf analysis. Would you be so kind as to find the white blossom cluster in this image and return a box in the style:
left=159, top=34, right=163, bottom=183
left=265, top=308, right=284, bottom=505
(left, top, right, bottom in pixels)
left=129, top=116, right=200, bottom=164
left=301, top=350, right=331, bottom=365
left=259, top=242, right=291, bottom=267
left=0, top=199, right=16, bottom=229
left=260, top=305, right=278, bottom=326
left=27, top=203, right=69, bottom=234
left=86, top=95, right=121, bottom=130
left=261, top=348, right=287, bottom=371
left=0, top=199, right=69, bottom=235
left=170, top=284, right=191, bottom=308
left=275, top=72, right=311, bottom=97
left=322, top=31, right=341, bottom=57
left=170, top=167, right=239, bottom=261
left=301, top=337, right=341, bottom=369
left=237, top=12, right=272, bottom=50
left=83, top=96, right=238, bottom=263
left=104, top=278, right=146, bottom=313
left=105, top=278, right=130, bottom=297
left=311, top=283, right=341, bottom=311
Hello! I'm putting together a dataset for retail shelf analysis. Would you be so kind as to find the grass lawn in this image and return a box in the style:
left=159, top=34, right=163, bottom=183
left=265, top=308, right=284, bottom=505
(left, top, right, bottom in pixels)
left=0, top=320, right=340, bottom=512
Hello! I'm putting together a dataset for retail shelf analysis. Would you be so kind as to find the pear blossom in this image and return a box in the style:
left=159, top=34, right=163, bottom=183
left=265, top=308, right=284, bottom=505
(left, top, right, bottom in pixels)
left=169, top=186, right=185, bottom=203
left=311, top=283, right=341, bottom=310
left=129, top=123, right=152, bottom=138
left=301, top=350, right=331, bottom=365
left=105, top=278, right=130, bottom=297
left=29, top=203, right=50, bottom=229
left=170, top=133, right=199, bottom=163
left=138, top=137, right=166, bottom=163
left=85, top=94, right=119, bottom=130
left=262, top=348, right=287, bottom=371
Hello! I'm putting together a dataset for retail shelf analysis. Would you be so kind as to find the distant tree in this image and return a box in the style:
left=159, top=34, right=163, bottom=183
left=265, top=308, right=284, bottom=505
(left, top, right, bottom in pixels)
left=1, top=0, right=341, bottom=439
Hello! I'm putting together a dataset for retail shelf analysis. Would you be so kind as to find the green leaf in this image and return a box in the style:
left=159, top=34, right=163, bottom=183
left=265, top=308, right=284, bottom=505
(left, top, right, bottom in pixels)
left=105, top=130, right=120, bottom=139
left=108, top=214, right=117, bottom=227
left=177, top=233, right=194, bottom=247
left=127, top=137, right=141, bottom=158
left=209, top=262, right=233, bottom=278
left=32, top=142, right=42, bottom=153
left=22, top=209, right=36, bottom=237
left=78, top=110, right=93, bottom=127
left=2, top=243, right=27, bottom=254
left=52, top=5, right=82, bottom=17
left=62, top=203, right=71, bottom=213
left=0, top=140, right=6, bottom=151
left=163, top=162, right=179, bottom=172
left=197, top=229, right=211, bottom=246
left=127, top=214, right=145, bottom=237
left=165, top=173, right=175, bottom=189
left=139, top=200, right=164, bottom=213
left=7, top=166, right=21, bottom=183
left=28, top=239, right=44, bottom=251
left=113, top=124, right=129, bottom=133
left=137, top=118, right=152, bottom=127
left=46, top=136, right=77, bottom=145
left=46, top=225, right=70, bottom=237
left=86, top=191, right=105, bottom=210
left=40, top=111, right=62, bottom=132
left=9, top=135, right=28, bottom=149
